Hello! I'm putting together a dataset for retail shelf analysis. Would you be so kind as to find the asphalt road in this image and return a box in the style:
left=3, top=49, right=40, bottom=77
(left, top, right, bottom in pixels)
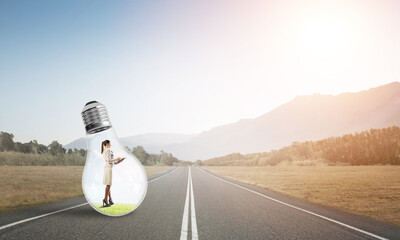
left=0, top=166, right=399, bottom=240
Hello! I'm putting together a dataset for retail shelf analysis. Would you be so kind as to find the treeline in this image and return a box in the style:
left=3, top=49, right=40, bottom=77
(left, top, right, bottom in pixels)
left=203, top=126, right=400, bottom=166
left=0, top=131, right=184, bottom=166
left=130, top=146, right=189, bottom=166
left=0, top=132, right=85, bottom=156
left=0, top=132, right=86, bottom=166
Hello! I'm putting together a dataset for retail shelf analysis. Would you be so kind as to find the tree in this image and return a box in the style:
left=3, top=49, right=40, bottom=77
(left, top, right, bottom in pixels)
left=14, top=142, right=32, bottom=153
left=159, top=150, right=178, bottom=166
left=132, top=146, right=149, bottom=165
left=78, top=149, right=86, bottom=157
left=194, top=160, right=203, bottom=166
left=37, top=144, right=48, bottom=154
left=0, top=132, right=15, bottom=151
left=48, top=141, right=66, bottom=156
left=29, top=140, right=39, bottom=154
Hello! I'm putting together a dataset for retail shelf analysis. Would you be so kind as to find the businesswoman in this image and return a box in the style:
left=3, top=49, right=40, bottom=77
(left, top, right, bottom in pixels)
left=101, top=140, right=124, bottom=207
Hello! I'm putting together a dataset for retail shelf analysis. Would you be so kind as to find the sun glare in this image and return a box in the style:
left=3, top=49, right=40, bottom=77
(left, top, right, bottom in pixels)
left=299, top=13, right=353, bottom=59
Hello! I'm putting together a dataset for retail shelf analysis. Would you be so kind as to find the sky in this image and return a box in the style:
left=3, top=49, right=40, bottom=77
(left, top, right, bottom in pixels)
left=0, top=0, right=399, bottom=145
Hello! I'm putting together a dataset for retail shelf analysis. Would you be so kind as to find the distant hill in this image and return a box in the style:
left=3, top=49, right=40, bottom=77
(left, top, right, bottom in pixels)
left=159, top=82, right=400, bottom=160
left=63, top=133, right=196, bottom=153
left=65, top=82, right=400, bottom=161
left=121, top=133, right=196, bottom=153
left=64, top=138, right=86, bottom=150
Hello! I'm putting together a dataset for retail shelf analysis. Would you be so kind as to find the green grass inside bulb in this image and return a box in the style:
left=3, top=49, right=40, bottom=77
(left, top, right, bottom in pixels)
left=93, top=203, right=137, bottom=215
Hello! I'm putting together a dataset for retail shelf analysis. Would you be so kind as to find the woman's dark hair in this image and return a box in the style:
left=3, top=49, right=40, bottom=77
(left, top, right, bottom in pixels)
left=101, top=140, right=110, bottom=154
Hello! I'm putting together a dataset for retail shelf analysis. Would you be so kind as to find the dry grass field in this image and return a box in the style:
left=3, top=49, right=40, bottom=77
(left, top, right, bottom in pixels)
left=202, top=166, right=400, bottom=226
left=0, top=166, right=171, bottom=212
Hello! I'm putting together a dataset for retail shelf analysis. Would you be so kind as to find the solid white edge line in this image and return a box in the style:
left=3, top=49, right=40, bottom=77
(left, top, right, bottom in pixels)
left=0, top=166, right=181, bottom=232
left=148, top=166, right=180, bottom=183
left=190, top=166, right=199, bottom=240
left=180, top=166, right=191, bottom=240
left=198, top=167, right=388, bottom=240
left=0, top=203, right=88, bottom=231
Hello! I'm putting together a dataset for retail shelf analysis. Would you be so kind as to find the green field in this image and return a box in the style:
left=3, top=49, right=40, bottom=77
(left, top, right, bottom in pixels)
left=92, top=203, right=137, bottom=216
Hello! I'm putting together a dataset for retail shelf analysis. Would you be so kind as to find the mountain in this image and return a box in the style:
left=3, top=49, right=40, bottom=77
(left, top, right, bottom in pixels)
left=120, top=133, right=196, bottom=153
left=65, top=82, right=400, bottom=161
left=63, top=138, right=86, bottom=150
left=63, top=133, right=196, bottom=153
left=160, top=82, right=400, bottom=161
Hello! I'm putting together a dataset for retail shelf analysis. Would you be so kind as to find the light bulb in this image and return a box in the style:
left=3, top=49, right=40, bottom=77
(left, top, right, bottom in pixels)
left=81, top=101, right=147, bottom=216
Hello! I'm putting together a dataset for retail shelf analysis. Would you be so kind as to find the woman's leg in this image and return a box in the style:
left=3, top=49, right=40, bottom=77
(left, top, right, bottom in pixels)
left=104, top=185, right=110, bottom=204
left=108, top=187, right=112, bottom=201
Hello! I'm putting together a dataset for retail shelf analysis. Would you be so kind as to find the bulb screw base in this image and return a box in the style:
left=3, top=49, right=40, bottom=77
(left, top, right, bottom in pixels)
left=81, top=101, right=112, bottom=134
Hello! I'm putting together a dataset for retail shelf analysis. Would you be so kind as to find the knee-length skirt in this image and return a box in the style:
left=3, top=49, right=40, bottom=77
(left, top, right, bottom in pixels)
left=103, top=167, right=112, bottom=186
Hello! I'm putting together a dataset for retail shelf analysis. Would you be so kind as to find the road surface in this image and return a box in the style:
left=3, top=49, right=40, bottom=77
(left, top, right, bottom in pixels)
left=0, top=166, right=399, bottom=240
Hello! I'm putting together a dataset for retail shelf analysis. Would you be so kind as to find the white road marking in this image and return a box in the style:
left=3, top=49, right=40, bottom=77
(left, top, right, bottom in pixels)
left=148, top=166, right=180, bottom=183
left=190, top=167, right=199, bottom=240
left=0, top=166, right=180, bottom=231
left=180, top=167, right=191, bottom=240
left=0, top=203, right=88, bottom=231
left=180, top=166, right=199, bottom=240
left=198, top=167, right=388, bottom=240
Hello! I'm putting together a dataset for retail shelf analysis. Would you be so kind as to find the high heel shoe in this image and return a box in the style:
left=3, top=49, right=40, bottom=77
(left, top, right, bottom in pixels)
left=102, top=199, right=110, bottom=207
left=109, top=199, right=114, bottom=205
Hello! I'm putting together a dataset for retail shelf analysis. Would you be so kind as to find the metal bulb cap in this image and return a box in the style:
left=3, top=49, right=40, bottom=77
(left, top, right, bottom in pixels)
left=81, top=101, right=112, bottom=134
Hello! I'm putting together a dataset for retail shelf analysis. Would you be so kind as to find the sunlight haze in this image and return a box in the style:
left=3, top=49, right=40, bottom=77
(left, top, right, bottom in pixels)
left=0, top=0, right=398, bottom=145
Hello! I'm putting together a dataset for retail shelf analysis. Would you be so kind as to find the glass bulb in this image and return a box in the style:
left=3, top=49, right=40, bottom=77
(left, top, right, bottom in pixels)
left=81, top=101, right=147, bottom=216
